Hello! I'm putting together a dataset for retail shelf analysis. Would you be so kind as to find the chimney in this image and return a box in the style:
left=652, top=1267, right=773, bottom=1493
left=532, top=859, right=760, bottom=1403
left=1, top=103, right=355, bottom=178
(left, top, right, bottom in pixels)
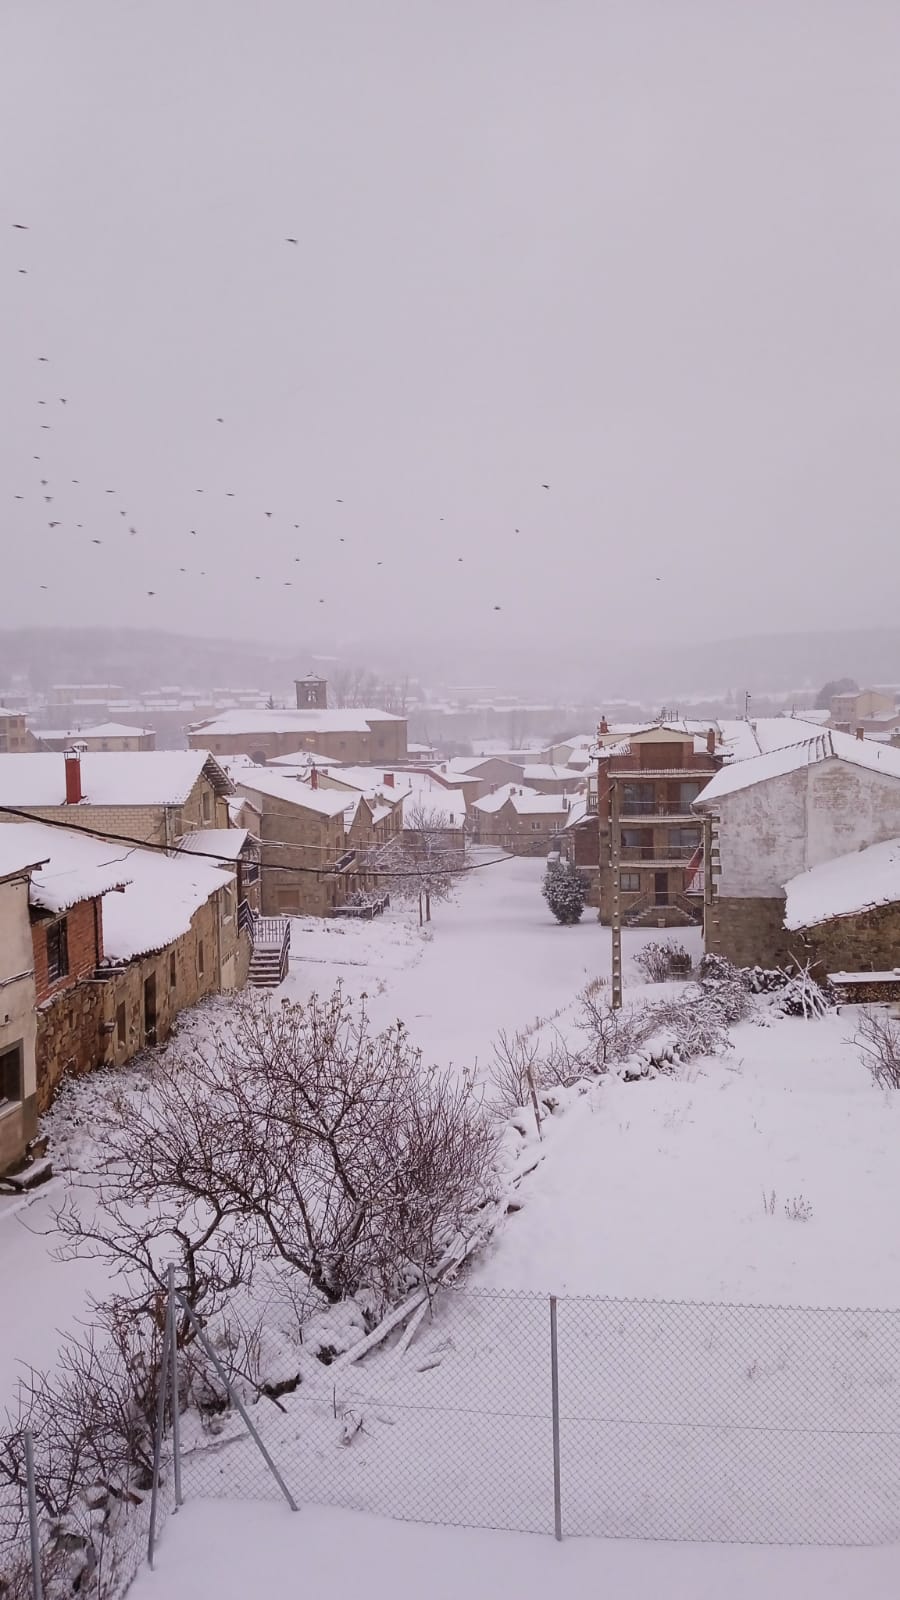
left=64, top=746, right=83, bottom=804
left=383, top=772, right=395, bottom=788
left=599, top=716, right=609, bottom=734
left=311, top=766, right=319, bottom=788
left=856, top=726, right=865, bottom=741
left=706, top=727, right=716, bottom=755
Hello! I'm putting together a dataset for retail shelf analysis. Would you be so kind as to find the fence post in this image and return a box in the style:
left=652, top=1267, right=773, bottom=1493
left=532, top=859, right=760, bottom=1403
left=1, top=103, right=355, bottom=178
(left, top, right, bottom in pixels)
left=166, top=1264, right=183, bottom=1509
left=175, top=1291, right=299, bottom=1513
left=549, top=1295, right=563, bottom=1541
left=147, top=1309, right=173, bottom=1570
left=24, top=1431, right=43, bottom=1600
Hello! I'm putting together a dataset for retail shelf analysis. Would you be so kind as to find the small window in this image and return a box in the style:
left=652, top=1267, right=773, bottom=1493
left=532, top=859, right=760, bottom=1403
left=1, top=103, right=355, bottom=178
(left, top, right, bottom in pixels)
left=201, top=789, right=212, bottom=821
left=198, top=939, right=205, bottom=978
left=116, top=1002, right=127, bottom=1046
left=620, top=871, right=641, bottom=892
left=47, top=917, right=69, bottom=983
left=0, top=1043, right=23, bottom=1108
left=169, top=951, right=177, bottom=989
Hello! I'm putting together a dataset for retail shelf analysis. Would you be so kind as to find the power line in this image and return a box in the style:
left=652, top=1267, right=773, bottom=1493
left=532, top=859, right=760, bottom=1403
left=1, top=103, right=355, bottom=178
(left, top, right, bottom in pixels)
left=0, top=802, right=523, bottom=880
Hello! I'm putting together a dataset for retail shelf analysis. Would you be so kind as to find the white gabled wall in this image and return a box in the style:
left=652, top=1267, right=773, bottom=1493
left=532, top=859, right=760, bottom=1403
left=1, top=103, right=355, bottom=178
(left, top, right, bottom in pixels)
left=715, top=757, right=900, bottom=899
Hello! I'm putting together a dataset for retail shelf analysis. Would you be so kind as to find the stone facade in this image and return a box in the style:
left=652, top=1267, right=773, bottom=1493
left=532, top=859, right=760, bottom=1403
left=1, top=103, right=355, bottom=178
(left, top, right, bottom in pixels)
left=0, top=712, right=38, bottom=753
left=191, top=719, right=407, bottom=767
left=710, top=895, right=798, bottom=970
left=238, top=781, right=349, bottom=917
left=35, top=979, right=107, bottom=1113
left=792, top=900, right=900, bottom=976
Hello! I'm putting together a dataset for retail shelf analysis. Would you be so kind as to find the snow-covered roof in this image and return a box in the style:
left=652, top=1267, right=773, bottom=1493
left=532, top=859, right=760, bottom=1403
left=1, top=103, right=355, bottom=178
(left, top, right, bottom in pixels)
left=522, top=764, right=583, bottom=783
left=0, top=821, right=133, bottom=911
left=507, top=792, right=572, bottom=816
left=267, top=750, right=341, bottom=768
left=189, top=707, right=403, bottom=736
left=0, top=750, right=230, bottom=809
left=784, top=838, right=900, bottom=930
left=473, top=783, right=539, bottom=816
left=0, top=828, right=53, bottom=885
left=235, top=767, right=354, bottom=818
left=72, top=722, right=154, bottom=738
left=716, top=716, right=834, bottom=765
left=178, top=828, right=250, bottom=863
left=0, top=819, right=231, bottom=953
left=564, top=796, right=590, bottom=829
left=695, top=729, right=900, bottom=807
left=402, top=789, right=467, bottom=829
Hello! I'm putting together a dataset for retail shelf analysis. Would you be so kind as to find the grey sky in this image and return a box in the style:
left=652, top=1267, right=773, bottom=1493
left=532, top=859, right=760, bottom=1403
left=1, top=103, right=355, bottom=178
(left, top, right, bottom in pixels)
left=3, top=1, right=900, bottom=659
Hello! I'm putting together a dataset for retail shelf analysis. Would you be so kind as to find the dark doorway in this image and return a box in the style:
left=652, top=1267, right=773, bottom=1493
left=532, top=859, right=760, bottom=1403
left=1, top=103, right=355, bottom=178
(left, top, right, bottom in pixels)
left=654, top=871, right=669, bottom=907
left=143, top=973, right=157, bottom=1045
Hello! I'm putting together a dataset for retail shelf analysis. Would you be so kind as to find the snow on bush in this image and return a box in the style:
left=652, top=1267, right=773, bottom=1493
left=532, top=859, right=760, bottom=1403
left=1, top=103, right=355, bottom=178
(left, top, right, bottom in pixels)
left=541, top=861, right=588, bottom=925
left=633, top=940, right=693, bottom=982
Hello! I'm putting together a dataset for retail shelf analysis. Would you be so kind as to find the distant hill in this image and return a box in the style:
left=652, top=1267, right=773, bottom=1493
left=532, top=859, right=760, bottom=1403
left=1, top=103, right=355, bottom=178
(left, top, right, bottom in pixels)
left=0, top=627, right=300, bottom=697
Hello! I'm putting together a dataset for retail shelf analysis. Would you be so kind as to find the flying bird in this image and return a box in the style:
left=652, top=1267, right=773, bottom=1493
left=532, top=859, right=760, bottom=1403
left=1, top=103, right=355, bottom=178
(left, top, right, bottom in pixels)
left=105, top=488, right=115, bottom=494
left=59, top=398, right=66, bottom=404
left=265, top=511, right=272, bottom=518
left=39, top=585, right=48, bottom=590
left=226, top=492, right=235, bottom=497
left=493, top=605, right=502, bottom=611
left=147, top=590, right=156, bottom=596
left=48, top=521, right=60, bottom=528
left=285, top=237, right=298, bottom=244
left=129, top=526, right=137, bottom=536
left=37, top=356, right=48, bottom=362
left=17, top=269, right=27, bottom=274
left=541, top=483, right=550, bottom=490
left=91, top=539, right=102, bottom=545
left=217, top=417, right=224, bottom=423
left=14, top=495, right=23, bottom=500
left=12, top=223, right=28, bottom=230
left=336, top=499, right=343, bottom=504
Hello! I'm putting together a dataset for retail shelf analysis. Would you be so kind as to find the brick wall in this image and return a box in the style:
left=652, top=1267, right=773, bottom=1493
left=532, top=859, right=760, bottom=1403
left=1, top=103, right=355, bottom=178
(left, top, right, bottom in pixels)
left=32, top=897, right=101, bottom=1004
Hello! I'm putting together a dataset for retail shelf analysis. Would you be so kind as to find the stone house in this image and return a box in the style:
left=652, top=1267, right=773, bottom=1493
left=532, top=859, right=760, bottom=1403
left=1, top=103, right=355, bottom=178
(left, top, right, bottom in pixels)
left=693, top=731, right=900, bottom=968
left=0, top=710, right=39, bottom=754
left=234, top=768, right=354, bottom=917
left=780, top=838, right=900, bottom=975
left=188, top=677, right=408, bottom=766
left=829, top=688, right=896, bottom=730
left=472, top=787, right=573, bottom=856
left=36, top=722, right=157, bottom=752
left=443, top=755, right=525, bottom=791
left=0, top=839, right=42, bottom=1174
left=0, top=820, right=248, bottom=1127
left=0, top=748, right=233, bottom=848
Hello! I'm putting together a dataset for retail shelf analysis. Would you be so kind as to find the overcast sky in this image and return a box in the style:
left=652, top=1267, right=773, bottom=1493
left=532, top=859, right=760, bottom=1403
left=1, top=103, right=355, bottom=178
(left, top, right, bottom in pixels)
left=3, top=1, right=900, bottom=660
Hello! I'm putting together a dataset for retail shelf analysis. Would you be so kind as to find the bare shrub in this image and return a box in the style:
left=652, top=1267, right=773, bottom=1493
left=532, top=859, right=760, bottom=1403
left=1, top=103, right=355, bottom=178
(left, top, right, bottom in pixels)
left=856, top=1009, right=900, bottom=1090
left=762, top=1188, right=777, bottom=1216
left=784, top=1195, right=813, bottom=1222
left=577, top=988, right=653, bottom=1069
left=634, top=940, right=693, bottom=982
left=490, top=1028, right=584, bottom=1118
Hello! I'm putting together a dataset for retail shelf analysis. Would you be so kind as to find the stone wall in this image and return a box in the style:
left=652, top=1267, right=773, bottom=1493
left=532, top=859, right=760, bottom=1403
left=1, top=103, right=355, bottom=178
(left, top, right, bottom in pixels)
left=239, top=786, right=348, bottom=916
left=35, top=979, right=108, bottom=1112
left=712, top=895, right=804, bottom=969
left=0, top=878, right=38, bottom=1174
left=794, top=901, right=900, bottom=975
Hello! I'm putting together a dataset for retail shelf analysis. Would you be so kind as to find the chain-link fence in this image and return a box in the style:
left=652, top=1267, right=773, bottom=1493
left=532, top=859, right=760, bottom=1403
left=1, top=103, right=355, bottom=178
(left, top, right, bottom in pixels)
left=12, top=1285, right=900, bottom=1597
left=179, top=1287, right=900, bottom=1547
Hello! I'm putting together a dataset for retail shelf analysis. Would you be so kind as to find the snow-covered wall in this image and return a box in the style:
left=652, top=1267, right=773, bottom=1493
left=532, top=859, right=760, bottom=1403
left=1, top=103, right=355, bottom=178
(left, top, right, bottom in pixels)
left=715, top=757, right=900, bottom=898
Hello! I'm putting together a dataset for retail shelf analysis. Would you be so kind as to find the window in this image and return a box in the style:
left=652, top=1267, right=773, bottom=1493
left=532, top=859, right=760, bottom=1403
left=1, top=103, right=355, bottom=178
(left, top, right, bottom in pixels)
left=169, top=951, right=177, bottom=989
left=531, top=821, right=542, bottom=831
left=116, top=1002, right=127, bottom=1047
left=197, top=940, right=205, bottom=978
left=679, top=782, right=702, bottom=810
left=201, top=789, right=212, bottom=821
left=620, top=872, right=641, bottom=892
left=46, top=917, right=69, bottom=983
left=0, top=1043, right=23, bottom=1109
left=622, top=782, right=655, bottom=814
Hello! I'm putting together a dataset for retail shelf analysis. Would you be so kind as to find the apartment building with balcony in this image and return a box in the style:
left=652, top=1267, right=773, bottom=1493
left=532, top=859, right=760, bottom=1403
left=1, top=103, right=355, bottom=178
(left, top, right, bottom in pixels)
left=589, top=724, right=724, bottom=926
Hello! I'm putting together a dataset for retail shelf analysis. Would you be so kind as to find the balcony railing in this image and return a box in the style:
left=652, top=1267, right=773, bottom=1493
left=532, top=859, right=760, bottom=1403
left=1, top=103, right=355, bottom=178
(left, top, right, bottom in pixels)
left=618, top=799, right=702, bottom=817
left=619, top=844, right=699, bottom=864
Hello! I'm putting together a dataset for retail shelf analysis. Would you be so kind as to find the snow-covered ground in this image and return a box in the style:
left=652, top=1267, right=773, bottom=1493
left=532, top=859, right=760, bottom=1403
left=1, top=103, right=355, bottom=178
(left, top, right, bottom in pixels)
left=130, top=1500, right=900, bottom=1600
left=6, top=854, right=900, bottom=1575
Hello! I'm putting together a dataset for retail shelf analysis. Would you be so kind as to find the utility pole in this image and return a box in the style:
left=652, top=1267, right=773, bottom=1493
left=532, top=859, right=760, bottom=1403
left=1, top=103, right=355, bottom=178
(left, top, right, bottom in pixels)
left=610, top=773, right=623, bottom=1009
left=743, top=690, right=752, bottom=720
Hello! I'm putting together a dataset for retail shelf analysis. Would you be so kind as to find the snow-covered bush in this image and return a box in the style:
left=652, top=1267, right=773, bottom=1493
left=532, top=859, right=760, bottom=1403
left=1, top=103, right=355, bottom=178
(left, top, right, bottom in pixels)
left=542, top=861, right=588, bottom=925
left=856, top=1009, right=900, bottom=1090
left=634, top=940, right=693, bottom=982
left=53, top=989, right=498, bottom=1317
left=769, top=967, right=835, bottom=1019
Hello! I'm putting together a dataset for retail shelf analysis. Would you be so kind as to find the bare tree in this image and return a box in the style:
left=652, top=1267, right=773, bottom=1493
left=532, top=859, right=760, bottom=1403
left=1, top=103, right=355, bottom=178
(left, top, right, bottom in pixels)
left=53, top=990, right=497, bottom=1317
left=856, top=1009, right=900, bottom=1089
left=379, top=800, right=466, bottom=923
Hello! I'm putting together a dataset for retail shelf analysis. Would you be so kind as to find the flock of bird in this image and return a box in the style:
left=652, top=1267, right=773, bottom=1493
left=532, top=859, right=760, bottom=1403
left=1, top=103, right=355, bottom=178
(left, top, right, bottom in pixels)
left=11, top=221, right=561, bottom=613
